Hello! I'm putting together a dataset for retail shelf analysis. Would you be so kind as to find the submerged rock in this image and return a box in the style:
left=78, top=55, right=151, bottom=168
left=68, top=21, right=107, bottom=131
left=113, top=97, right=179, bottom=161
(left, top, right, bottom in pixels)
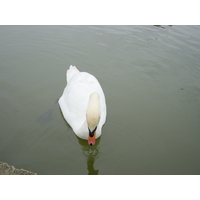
left=0, top=162, right=36, bottom=175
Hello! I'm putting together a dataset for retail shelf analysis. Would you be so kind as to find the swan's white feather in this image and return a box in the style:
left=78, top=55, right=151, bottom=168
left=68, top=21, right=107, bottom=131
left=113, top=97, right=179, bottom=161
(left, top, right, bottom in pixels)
left=59, top=66, right=106, bottom=140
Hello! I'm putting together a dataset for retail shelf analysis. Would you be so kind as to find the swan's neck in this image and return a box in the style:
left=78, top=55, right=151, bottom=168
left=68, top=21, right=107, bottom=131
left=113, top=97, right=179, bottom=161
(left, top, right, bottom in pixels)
left=86, top=92, right=101, bottom=131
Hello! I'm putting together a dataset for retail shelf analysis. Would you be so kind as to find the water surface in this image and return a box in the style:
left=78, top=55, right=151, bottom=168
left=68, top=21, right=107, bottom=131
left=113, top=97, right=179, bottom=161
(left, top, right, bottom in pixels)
left=0, top=25, right=200, bottom=174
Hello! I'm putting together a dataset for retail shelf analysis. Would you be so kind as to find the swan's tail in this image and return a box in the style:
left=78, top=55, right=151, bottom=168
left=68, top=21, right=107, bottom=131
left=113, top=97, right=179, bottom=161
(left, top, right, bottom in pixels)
left=66, top=65, right=79, bottom=83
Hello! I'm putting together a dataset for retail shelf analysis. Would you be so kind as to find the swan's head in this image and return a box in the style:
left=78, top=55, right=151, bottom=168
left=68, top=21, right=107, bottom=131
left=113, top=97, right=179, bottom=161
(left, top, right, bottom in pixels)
left=86, top=92, right=100, bottom=146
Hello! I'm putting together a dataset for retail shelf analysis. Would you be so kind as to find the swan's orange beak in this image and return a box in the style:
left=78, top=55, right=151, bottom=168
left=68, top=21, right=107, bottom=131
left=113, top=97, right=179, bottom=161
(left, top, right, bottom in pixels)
left=88, top=131, right=96, bottom=146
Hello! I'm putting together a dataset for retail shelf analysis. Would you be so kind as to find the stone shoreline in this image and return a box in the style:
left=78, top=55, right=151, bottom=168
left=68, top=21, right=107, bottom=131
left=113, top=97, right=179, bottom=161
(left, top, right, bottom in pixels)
left=0, top=162, right=37, bottom=175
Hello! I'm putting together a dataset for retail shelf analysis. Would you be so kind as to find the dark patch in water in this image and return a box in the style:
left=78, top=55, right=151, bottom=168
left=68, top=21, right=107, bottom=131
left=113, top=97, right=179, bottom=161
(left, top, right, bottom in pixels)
left=36, top=100, right=58, bottom=125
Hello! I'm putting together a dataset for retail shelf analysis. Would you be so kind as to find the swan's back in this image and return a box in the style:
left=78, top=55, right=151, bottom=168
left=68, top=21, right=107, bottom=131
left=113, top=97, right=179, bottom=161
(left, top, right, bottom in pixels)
left=66, top=65, right=80, bottom=83
left=59, top=66, right=106, bottom=139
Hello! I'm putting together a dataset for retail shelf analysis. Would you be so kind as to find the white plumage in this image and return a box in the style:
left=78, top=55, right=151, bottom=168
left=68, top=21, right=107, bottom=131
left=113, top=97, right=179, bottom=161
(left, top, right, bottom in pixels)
left=59, top=65, right=106, bottom=145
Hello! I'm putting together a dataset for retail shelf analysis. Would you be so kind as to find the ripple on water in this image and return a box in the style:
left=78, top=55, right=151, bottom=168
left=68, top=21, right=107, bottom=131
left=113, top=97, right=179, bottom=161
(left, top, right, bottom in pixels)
left=82, top=147, right=100, bottom=158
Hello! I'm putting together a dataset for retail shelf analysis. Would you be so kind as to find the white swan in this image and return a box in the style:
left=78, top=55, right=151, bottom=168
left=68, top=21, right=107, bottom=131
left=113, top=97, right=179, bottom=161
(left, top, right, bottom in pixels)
left=59, top=65, right=107, bottom=145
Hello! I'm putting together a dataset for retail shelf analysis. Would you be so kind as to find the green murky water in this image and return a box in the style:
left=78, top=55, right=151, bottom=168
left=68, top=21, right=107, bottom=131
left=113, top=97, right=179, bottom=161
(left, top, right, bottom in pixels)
left=0, top=25, right=200, bottom=174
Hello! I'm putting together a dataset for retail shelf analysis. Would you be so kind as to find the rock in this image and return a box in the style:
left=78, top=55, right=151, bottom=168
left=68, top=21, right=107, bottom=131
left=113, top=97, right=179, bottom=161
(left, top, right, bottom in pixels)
left=0, top=162, right=37, bottom=175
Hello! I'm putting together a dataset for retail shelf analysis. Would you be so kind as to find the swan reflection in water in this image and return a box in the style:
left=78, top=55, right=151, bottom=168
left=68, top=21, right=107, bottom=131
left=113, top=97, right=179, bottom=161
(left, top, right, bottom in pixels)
left=77, top=136, right=101, bottom=175
left=36, top=101, right=102, bottom=175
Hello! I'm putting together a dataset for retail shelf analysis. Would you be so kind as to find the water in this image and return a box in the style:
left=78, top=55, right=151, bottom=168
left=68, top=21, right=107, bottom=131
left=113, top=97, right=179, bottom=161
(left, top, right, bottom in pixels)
left=0, top=25, right=200, bottom=175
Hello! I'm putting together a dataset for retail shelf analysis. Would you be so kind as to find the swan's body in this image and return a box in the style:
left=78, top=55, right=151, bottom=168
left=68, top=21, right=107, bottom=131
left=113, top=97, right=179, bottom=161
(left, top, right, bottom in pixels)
left=58, top=65, right=106, bottom=145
